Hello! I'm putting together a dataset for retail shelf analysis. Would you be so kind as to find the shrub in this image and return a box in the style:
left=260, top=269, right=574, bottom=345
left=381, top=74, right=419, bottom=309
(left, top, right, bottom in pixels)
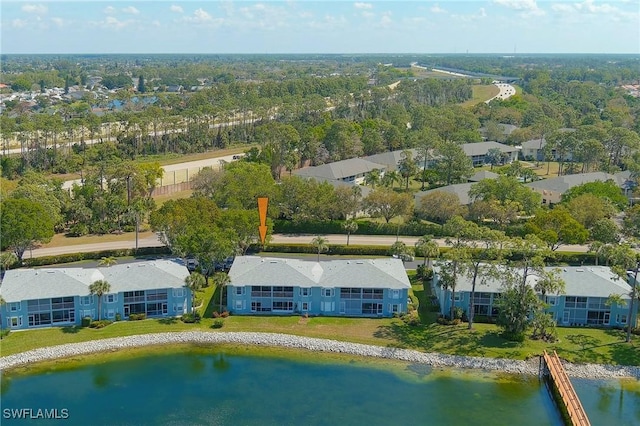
left=452, top=306, right=464, bottom=320
left=212, top=311, right=221, bottom=318
left=115, top=313, right=122, bottom=322
left=502, top=331, right=526, bottom=342
left=181, top=313, right=201, bottom=323
left=81, top=316, right=92, bottom=327
left=401, top=311, right=421, bottom=326
left=436, top=316, right=462, bottom=326
left=220, top=311, right=230, bottom=318
left=21, top=246, right=171, bottom=268
left=0, top=329, right=11, bottom=338
left=212, top=318, right=225, bottom=329
left=89, top=319, right=113, bottom=329
left=128, top=313, right=147, bottom=321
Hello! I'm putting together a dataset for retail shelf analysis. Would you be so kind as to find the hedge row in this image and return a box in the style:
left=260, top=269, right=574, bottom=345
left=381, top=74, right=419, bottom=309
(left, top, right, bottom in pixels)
left=256, top=244, right=597, bottom=265
left=273, top=219, right=447, bottom=237
left=21, top=246, right=171, bottom=268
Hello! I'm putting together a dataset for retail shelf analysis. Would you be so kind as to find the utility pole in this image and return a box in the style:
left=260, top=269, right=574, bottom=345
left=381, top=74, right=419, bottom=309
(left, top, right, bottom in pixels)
left=626, top=261, right=640, bottom=343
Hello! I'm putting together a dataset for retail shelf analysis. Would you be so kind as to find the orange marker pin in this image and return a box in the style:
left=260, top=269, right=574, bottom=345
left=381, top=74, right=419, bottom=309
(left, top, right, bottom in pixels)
left=258, top=197, right=268, bottom=244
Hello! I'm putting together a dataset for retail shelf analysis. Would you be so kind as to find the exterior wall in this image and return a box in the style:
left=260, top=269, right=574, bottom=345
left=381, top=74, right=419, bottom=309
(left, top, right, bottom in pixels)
left=530, top=188, right=562, bottom=206
left=227, top=285, right=407, bottom=318
left=1, top=288, right=191, bottom=331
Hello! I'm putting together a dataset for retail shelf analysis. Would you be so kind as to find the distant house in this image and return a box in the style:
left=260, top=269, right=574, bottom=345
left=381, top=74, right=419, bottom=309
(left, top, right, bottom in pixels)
left=414, top=183, right=476, bottom=206
left=227, top=256, right=411, bottom=317
left=363, top=149, right=422, bottom=172
left=0, top=259, right=191, bottom=331
left=525, top=171, right=630, bottom=205
left=432, top=265, right=636, bottom=327
left=468, top=170, right=500, bottom=182
left=293, top=158, right=385, bottom=185
left=460, top=142, right=519, bottom=166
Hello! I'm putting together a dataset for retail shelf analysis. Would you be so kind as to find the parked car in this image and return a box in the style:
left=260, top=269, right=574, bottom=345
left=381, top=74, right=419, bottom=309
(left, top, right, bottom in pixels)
left=186, top=258, right=198, bottom=272
left=392, top=253, right=414, bottom=262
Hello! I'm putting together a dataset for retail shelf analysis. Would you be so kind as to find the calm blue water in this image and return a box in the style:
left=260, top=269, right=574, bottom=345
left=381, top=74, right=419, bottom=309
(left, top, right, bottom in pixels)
left=1, top=351, right=638, bottom=425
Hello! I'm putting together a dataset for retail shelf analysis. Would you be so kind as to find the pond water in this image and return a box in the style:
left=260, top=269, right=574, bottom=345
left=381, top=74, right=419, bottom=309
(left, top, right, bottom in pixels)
left=1, top=350, right=638, bottom=425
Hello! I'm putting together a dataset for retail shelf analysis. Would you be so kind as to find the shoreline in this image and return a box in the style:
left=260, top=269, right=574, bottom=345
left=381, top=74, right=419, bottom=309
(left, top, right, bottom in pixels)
left=1, top=331, right=639, bottom=379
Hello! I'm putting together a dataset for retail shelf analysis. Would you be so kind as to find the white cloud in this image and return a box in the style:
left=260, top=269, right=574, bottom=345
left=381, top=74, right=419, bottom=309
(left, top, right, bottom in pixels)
left=452, top=8, right=489, bottom=22
left=354, top=2, right=373, bottom=10
left=180, top=8, right=223, bottom=25
left=309, top=14, right=348, bottom=30
left=493, top=0, right=545, bottom=17
left=21, top=4, right=48, bottom=15
left=51, top=17, right=66, bottom=28
left=103, top=6, right=116, bottom=15
left=430, top=4, right=447, bottom=14
left=12, top=19, right=28, bottom=28
left=122, top=6, right=140, bottom=15
left=479, top=7, right=487, bottom=18
left=91, top=16, right=134, bottom=30
left=378, top=12, right=392, bottom=28
left=551, top=1, right=638, bottom=22
left=170, top=5, right=183, bottom=14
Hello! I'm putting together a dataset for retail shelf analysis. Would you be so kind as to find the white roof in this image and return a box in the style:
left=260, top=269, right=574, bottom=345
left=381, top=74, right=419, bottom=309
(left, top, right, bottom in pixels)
left=0, top=259, right=190, bottom=303
left=228, top=256, right=411, bottom=289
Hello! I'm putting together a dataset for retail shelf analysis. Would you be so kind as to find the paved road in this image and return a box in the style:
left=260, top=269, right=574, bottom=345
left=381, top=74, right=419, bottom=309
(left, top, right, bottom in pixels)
left=485, top=83, right=516, bottom=104
left=27, top=232, right=590, bottom=259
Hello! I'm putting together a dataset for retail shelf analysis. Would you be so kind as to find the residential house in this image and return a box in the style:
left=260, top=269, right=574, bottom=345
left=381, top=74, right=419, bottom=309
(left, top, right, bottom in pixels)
left=460, top=142, right=519, bottom=166
left=0, top=259, right=191, bottom=331
left=227, top=256, right=411, bottom=317
left=432, top=265, right=636, bottom=327
left=468, top=170, right=500, bottom=182
left=363, top=149, right=422, bottom=172
left=414, top=183, right=476, bottom=207
left=479, top=123, right=518, bottom=142
left=525, top=171, right=631, bottom=206
left=293, top=158, right=385, bottom=185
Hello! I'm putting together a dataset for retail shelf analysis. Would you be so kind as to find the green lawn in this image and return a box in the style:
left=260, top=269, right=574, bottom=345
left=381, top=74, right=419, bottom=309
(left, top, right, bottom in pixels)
left=2, top=276, right=639, bottom=366
left=460, top=85, right=501, bottom=108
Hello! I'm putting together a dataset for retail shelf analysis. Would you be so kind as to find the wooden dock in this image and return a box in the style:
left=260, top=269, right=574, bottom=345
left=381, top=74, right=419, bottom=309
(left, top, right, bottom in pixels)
left=540, top=350, right=591, bottom=426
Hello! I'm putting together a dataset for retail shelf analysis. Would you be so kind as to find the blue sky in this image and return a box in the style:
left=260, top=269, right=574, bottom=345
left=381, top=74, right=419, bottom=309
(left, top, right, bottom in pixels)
left=1, top=1, right=638, bottom=54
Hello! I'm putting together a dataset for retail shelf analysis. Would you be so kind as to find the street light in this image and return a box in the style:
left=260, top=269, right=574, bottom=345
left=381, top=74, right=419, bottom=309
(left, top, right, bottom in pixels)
left=626, top=261, right=640, bottom=343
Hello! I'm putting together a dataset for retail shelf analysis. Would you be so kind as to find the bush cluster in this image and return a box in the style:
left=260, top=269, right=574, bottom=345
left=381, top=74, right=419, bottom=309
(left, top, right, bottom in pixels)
left=212, top=311, right=230, bottom=318
left=180, top=313, right=201, bottom=323
left=273, top=219, right=446, bottom=237
left=212, top=318, right=225, bottom=329
left=128, top=313, right=147, bottom=321
left=401, top=311, right=421, bottom=326
left=89, top=320, right=113, bottom=329
left=81, top=316, right=92, bottom=327
left=436, top=317, right=462, bottom=326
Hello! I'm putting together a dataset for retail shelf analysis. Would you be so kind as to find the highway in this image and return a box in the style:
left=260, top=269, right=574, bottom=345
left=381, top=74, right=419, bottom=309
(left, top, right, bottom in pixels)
left=27, top=232, right=590, bottom=259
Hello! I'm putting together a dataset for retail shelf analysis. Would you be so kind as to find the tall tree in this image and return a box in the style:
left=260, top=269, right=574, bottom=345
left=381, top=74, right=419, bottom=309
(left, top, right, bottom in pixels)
left=363, top=188, right=413, bottom=223
left=0, top=198, right=55, bottom=261
left=398, top=150, right=418, bottom=190
left=184, top=272, right=206, bottom=314
left=433, top=141, right=473, bottom=185
left=414, top=235, right=439, bottom=268
left=311, top=235, right=329, bottom=261
left=526, top=207, right=589, bottom=251
left=89, top=279, right=111, bottom=321
left=342, top=220, right=358, bottom=246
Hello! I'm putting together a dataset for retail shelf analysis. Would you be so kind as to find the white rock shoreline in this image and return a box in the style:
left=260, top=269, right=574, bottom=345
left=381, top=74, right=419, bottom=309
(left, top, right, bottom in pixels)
left=1, top=331, right=639, bottom=380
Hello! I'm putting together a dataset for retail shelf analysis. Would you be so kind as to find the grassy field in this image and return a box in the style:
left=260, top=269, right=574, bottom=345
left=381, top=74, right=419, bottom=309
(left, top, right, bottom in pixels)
left=37, top=230, right=155, bottom=249
left=2, top=276, right=639, bottom=366
left=460, top=85, right=501, bottom=108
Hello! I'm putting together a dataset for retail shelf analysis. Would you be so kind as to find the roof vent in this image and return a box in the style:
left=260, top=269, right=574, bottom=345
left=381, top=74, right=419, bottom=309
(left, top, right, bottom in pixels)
left=356, top=261, right=364, bottom=264
left=270, top=260, right=278, bottom=264
left=576, top=268, right=584, bottom=272
left=47, top=271, right=55, bottom=274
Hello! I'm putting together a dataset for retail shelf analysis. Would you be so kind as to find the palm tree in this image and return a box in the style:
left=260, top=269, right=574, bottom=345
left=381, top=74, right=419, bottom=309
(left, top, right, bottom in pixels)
left=415, top=235, right=440, bottom=268
left=381, top=170, right=401, bottom=188
left=0, top=252, right=18, bottom=277
left=184, top=272, right=206, bottom=314
left=213, top=272, right=231, bottom=312
left=89, top=279, right=111, bottom=321
left=364, top=169, right=381, bottom=188
left=311, top=235, right=329, bottom=261
left=98, top=256, right=117, bottom=267
left=342, top=220, right=358, bottom=246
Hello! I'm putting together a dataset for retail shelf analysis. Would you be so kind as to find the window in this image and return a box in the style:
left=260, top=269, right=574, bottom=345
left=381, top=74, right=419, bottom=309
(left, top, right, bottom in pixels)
left=105, top=294, right=117, bottom=303
left=9, top=317, right=22, bottom=328
left=80, top=296, right=92, bottom=306
left=107, top=309, right=115, bottom=319
left=453, top=294, right=461, bottom=302
left=390, top=290, right=400, bottom=299
left=546, top=296, right=556, bottom=306
left=235, top=300, right=245, bottom=310
left=81, top=309, right=95, bottom=319
left=390, top=304, right=400, bottom=314
left=174, top=304, right=184, bottom=314
left=173, top=289, right=184, bottom=298
left=617, top=314, right=628, bottom=325
left=565, top=296, right=587, bottom=309
left=322, top=288, right=334, bottom=297
left=273, top=301, right=293, bottom=311
left=300, top=288, right=310, bottom=297
left=9, top=302, right=20, bottom=312
left=302, top=302, right=309, bottom=311
left=362, top=303, right=382, bottom=315
left=235, top=287, right=245, bottom=296
left=321, top=301, right=334, bottom=312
